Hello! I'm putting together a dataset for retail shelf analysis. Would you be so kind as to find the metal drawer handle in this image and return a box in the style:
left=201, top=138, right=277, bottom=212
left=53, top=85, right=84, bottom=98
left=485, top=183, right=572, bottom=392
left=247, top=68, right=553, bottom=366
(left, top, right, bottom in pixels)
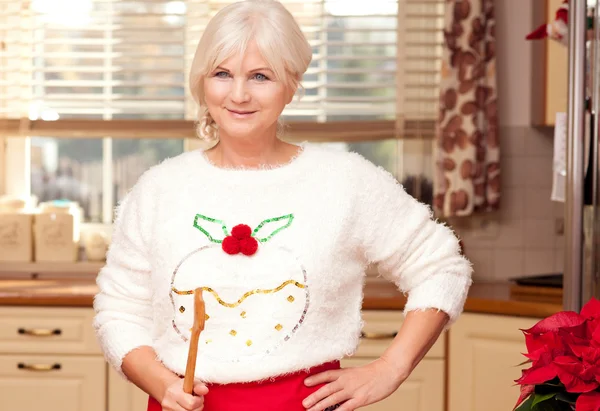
left=18, top=363, right=62, bottom=372
left=18, top=328, right=62, bottom=337
left=360, top=331, right=398, bottom=340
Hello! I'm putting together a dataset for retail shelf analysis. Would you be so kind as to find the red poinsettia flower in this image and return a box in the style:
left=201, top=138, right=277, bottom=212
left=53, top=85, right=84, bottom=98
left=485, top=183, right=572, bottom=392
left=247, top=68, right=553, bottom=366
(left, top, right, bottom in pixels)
left=514, top=298, right=600, bottom=410
left=593, top=328, right=600, bottom=349
left=222, top=224, right=259, bottom=256
left=576, top=391, right=600, bottom=411
left=581, top=298, right=600, bottom=343
left=516, top=330, right=570, bottom=386
left=516, top=354, right=559, bottom=386
left=513, top=384, right=535, bottom=410
left=524, top=330, right=569, bottom=361
left=553, top=354, right=600, bottom=393
left=581, top=298, right=600, bottom=322
left=522, top=311, right=587, bottom=335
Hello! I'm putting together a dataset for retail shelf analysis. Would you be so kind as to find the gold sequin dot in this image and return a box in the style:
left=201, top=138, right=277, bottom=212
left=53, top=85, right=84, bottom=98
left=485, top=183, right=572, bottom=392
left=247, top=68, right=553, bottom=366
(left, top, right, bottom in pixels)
left=246, top=340, right=252, bottom=346
left=240, top=311, right=246, bottom=318
left=230, top=330, right=237, bottom=336
left=179, top=306, right=185, bottom=313
left=275, top=324, right=283, bottom=331
left=287, top=295, right=295, bottom=303
left=205, top=339, right=212, bottom=344
left=205, top=314, right=210, bottom=320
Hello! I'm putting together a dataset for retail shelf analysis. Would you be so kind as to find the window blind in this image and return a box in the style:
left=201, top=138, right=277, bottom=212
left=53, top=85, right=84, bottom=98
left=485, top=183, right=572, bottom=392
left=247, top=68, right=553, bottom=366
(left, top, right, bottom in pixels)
left=0, top=0, right=445, bottom=140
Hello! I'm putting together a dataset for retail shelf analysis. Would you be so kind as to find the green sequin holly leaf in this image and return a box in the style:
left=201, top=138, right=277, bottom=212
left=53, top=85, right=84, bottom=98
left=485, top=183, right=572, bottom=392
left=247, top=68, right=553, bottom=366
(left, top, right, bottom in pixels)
left=252, top=214, right=294, bottom=243
left=193, top=214, right=229, bottom=243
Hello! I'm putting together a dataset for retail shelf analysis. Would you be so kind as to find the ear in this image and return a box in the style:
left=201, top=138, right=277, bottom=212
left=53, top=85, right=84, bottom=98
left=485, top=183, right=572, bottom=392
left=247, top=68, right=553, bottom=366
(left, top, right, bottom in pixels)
left=286, top=91, right=294, bottom=104
left=286, top=75, right=301, bottom=104
left=285, top=86, right=295, bottom=104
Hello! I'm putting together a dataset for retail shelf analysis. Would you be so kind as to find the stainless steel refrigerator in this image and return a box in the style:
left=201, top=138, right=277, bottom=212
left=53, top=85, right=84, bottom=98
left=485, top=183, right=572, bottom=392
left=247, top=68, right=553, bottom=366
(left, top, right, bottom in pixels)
left=564, top=0, right=600, bottom=311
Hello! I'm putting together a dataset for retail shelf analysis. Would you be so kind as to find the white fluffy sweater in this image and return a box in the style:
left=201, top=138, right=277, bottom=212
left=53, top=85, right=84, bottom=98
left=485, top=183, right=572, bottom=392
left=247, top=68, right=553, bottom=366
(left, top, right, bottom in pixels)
left=93, top=143, right=472, bottom=384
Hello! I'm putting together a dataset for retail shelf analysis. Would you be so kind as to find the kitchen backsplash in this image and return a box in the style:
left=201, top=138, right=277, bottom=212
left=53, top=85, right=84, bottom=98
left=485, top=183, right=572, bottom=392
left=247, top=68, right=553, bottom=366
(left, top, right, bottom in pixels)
left=450, top=125, right=564, bottom=282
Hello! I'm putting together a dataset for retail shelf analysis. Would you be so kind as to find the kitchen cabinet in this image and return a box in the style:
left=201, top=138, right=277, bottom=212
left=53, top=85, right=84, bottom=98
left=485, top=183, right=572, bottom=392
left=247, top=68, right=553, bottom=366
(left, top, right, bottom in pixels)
left=340, top=310, right=445, bottom=411
left=340, top=358, right=444, bottom=411
left=0, top=306, right=106, bottom=411
left=109, top=367, right=149, bottom=411
left=0, top=354, right=106, bottom=411
left=531, top=0, right=568, bottom=126
left=448, top=313, right=539, bottom=411
left=3, top=305, right=521, bottom=411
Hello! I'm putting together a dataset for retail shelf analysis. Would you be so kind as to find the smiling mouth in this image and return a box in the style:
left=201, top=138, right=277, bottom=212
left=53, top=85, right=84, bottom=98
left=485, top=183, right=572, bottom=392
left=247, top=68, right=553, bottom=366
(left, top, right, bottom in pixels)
left=227, top=109, right=256, bottom=115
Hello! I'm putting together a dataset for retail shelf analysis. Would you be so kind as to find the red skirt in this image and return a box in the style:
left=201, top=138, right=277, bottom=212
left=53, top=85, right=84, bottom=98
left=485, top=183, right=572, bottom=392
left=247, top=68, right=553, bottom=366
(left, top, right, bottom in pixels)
left=147, top=361, right=341, bottom=411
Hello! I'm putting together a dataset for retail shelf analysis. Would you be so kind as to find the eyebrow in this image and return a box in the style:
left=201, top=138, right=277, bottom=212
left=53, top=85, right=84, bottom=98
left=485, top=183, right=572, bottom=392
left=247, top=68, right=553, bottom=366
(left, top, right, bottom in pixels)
left=215, top=66, right=274, bottom=74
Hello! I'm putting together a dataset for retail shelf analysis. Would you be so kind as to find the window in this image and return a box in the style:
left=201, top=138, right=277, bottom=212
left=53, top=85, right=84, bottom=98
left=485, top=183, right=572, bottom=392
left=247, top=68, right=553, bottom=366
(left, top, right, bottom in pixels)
left=1, top=0, right=444, bottom=223
left=29, top=137, right=184, bottom=222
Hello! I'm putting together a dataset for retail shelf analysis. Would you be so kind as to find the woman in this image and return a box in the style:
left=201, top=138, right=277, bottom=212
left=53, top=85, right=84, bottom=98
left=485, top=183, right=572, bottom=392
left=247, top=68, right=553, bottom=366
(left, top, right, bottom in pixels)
left=93, top=1, right=473, bottom=410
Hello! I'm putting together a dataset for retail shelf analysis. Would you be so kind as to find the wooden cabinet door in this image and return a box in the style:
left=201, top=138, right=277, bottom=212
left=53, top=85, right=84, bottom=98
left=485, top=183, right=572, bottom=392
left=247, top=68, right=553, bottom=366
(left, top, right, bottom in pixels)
left=108, top=366, right=150, bottom=411
left=448, top=313, right=539, bottom=411
left=0, top=354, right=106, bottom=411
left=341, top=358, right=444, bottom=411
left=0, top=307, right=100, bottom=354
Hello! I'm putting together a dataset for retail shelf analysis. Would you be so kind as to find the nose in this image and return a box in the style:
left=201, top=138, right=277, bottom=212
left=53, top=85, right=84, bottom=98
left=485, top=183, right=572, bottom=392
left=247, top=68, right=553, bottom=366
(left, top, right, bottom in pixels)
left=230, top=78, right=250, bottom=104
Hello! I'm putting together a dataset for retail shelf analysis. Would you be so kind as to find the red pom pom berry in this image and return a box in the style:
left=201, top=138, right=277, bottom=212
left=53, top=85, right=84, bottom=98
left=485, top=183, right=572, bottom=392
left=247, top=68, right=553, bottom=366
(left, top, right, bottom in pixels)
left=222, top=236, right=241, bottom=255
left=239, top=237, right=259, bottom=256
left=231, top=224, right=252, bottom=240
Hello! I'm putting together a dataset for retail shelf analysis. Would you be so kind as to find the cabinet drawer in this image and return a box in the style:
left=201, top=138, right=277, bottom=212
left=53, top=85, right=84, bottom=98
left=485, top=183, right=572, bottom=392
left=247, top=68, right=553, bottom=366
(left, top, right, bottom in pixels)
left=0, top=307, right=100, bottom=354
left=0, top=354, right=106, bottom=411
left=341, top=358, right=444, bottom=411
left=356, top=310, right=445, bottom=359
left=109, top=366, right=150, bottom=411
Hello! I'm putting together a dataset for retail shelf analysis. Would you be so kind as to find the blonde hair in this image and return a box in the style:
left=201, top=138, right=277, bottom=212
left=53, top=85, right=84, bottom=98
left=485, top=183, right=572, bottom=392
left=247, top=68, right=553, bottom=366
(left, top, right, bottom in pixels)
left=188, top=0, right=313, bottom=141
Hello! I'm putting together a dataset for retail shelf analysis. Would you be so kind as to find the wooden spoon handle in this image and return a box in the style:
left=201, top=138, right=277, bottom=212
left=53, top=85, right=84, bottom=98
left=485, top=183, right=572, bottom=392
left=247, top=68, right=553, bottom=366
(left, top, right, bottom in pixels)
left=183, top=288, right=205, bottom=394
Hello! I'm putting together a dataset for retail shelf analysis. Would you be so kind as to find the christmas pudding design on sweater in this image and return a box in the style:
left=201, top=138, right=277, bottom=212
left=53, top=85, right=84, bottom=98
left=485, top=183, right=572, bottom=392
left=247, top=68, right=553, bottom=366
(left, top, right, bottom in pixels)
left=170, top=213, right=309, bottom=361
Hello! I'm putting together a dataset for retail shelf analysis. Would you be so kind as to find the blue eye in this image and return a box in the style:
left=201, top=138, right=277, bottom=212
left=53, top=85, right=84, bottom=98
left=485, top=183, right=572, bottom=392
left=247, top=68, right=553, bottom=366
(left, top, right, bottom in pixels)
left=214, top=71, right=230, bottom=78
left=253, top=73, right=269, bottom=81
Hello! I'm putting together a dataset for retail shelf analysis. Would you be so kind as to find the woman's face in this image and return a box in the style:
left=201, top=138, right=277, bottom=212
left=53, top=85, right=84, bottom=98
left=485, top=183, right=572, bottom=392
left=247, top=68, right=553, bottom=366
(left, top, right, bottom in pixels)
left=203, top=42, right=294, bottom=141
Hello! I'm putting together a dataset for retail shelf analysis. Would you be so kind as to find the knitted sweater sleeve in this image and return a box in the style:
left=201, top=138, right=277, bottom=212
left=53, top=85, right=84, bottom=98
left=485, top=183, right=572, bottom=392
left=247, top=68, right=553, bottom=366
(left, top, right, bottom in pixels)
left=353, top=156, right=473, bottom=326
left=93, top=173, right=155, bottom=376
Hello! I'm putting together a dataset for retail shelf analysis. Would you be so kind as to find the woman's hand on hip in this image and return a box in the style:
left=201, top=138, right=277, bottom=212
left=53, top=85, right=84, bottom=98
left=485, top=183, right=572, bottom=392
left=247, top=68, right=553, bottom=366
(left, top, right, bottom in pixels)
left=161, top=379, right=209, bottom=411
left=302, top=357, right=406, bottom=411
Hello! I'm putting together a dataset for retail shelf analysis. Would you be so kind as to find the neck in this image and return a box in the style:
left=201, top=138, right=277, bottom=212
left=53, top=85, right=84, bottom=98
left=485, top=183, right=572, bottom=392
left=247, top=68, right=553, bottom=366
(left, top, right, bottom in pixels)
left=207, top=132, right=299, bottom=169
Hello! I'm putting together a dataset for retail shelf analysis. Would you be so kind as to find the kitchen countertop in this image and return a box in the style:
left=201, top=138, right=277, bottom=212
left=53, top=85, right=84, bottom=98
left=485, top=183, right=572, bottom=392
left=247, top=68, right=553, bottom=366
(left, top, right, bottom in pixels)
left=0, top=276, right=563, bottom=318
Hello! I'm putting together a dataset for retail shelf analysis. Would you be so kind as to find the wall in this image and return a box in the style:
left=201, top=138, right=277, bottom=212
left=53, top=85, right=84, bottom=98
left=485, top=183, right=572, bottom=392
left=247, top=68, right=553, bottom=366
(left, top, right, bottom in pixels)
left=450, top=0, right=565, bottom=281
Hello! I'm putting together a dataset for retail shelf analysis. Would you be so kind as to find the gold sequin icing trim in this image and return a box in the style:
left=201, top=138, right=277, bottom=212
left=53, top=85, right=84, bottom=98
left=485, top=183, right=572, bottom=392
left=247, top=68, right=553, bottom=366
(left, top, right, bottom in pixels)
left=172, top=280, right=306, bottom=308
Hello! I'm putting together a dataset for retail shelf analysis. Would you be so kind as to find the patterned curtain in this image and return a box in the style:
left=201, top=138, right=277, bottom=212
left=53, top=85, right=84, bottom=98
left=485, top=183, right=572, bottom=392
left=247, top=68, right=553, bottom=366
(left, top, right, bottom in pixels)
left=433, top=0, right=500, bottom=217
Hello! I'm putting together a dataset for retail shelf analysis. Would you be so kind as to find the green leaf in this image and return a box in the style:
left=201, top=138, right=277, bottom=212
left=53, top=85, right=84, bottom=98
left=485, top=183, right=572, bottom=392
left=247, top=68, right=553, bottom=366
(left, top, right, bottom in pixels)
left=193, top=214, right=228, bottom=243
left=252, top=214, right=294, bottom=242
left=532, top=393, right=557, bottom=407
left=515, top=394, right=535, bottom=411
left=530, top=393, right=570, bottom=411
left=531, top=401, right=558, bottom=411
left=555, top=392, right=577, bottom=405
